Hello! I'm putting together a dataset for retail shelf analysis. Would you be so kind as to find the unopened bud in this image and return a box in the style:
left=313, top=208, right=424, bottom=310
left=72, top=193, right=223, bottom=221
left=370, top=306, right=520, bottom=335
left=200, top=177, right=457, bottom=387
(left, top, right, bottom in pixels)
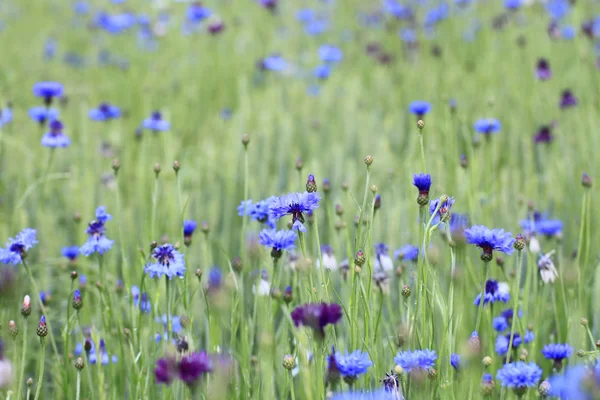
left=172, top=160, right=180, bottom=172
left=364, top=155, right=373, bottom=166
left=241, top=134, right=250, bottom=147
left=417, top=120, right=425, bottom=130
left=482, top=356, right=492, bottom=367
left=153, top=163, right=161, bottom=176
left=283, top=354, right=296, bottom=370
left=112, top=159, right=120, bottom=174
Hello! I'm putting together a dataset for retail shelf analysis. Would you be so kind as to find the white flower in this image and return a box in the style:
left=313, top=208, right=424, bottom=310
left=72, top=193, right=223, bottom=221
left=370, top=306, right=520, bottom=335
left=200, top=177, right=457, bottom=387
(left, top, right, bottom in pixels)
left=0, top=359, right=13, bottom=388
left=252, top=279, right=271, bottom=296
left=529, top=236, right=541, bottom=254
left=317, top=252, right=338, bottom=271
left=374, top=254, right=394, bottom=272
left=538, top=250, right=558, bottom=284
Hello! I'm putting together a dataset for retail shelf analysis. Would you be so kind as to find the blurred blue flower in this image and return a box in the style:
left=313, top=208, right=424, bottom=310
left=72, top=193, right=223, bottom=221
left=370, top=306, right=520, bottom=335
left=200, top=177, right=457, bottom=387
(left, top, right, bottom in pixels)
left=409, top=101, right=431, bottom=117
left=493, top=308, right=522, bottom=332
left=330, top=389, right=397, bottom=400
left=89, top=103, right=121, bottom=121
left=143, top=111, right=170, bottom=132
left=80, top=207, right=114, bottom=256
left=295, top=8, right=315, bottom=23
left=269, top=192, right=321, bottom=232
left=29, top=107, right=59, bottom=124
left=144, top=244, right=186, bottom=279
left=259, top=229, right=297, bottom=252
left=62, top=246, right=80, bottom=261
left=474, top=280, right=510, bottom=306
left=549, top=364, right=598, bottom=399
left=95, top=12, right=136, bottom=34
left=394, top=245, right=419, bottom=261
left=383, top=0, right=413, bottom=20
left=41, top=120, right=71, bottom=148
left=562, top=25, right=576, bottom=40
left=131, top=286, right=151, bottom=313
left=305, top=20, right=328, bottom=36
left=559, top=89, right=577, bottom=109
left=44, top=38, right=57, bottom=61
left=474, top=119, right=501, bottom=134
left=313, top=64, right=331, bottom=80
left=238, top=200, right=253, bottom=217
left=394, top=349, right=437, bottom=373
left=451, top=353, right=461, bottom=369
left=0, top=228, right=38, bottom=265
left=319, top=45, right=343, bottom=63
left=33, top=82, right=64, bottom=103
left=1, top=106, right=12, bottom=125
left=429, top=197, right=455, bottom=222
left=39, top=291, right=50, bottom=306
left=73, top=1, right=89, bottom=15
left=183, top=220, right=197, bottom=238
left=208, top=267, right=222, bottom=290
left=187, top=3, right=212, bottom=23
left=496, top=362, right=542, bottom=389
left=262, top=55, right=287, bottom=72
left=546, top=0, right=570, bottom=21
left=504, top=0, right=522, bottom=11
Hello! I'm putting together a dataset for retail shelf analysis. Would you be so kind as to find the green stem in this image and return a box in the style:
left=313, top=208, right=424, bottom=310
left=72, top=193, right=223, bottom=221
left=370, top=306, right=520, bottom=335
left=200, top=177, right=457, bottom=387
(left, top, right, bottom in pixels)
left=474, top=263, right=490, bottom=335
left=419, top=133, right=426, bottom=172
left=39, top=148, right=55, bottom=202
left=507, top=251, right=522, bottom=361
left=77, top=316, right=96, bottom=400
left=16, top=318, right=28, bottom=400
left=240, top=146, right=249, bottom=261
left=166, top=277, right=172, bottom=341
left=151, top=175, right=159, bottom=242
left=76, top=371, right=81, bottom=400
left=33, top=339, right=45, bottom=400
left=115, top=170, right=129, bottom=289
left=313, top=210, right=327, bottom=300
left=576, top=190, right=588, bottom=311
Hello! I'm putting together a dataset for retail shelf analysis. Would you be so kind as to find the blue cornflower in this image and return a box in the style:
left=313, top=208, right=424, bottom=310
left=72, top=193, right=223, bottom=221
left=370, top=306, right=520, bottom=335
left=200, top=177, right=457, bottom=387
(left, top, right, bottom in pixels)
left=542, top=344, right=573, bottom=365
left=90, top=339, right=118, bottom=365
left=39, top=291, right=51, bottom=306
left=1, top=106, right=12, bottom=125
left=409, top=101, right=431, bottom=117
left=537, top=220, right=563, bottom=237
left=394, top=245, right=419, bottom=262
left=495, top=331, right=535, bottom=355
left=319, top=45, right=343, bottom=63
left=412, top=173, right=432, bottom=197
left=546, top=0, right=570, bottom=21
left=493, top=308, right=522, bottom=332
left=237, top=200, right=253, bottom=216
left=400, top=29, right=418, bottom=44
left=562, top=26, right=576, bottom=39
left=186, top=3, right=212, bottom=23
left=183, top=220, right=197, bottom=245
left=304, top=19, right=329, bottom=36
left=497, top=362, right=542, bottom=393
left=261, top=55, right=287, bottom=72
left=155, top=315, right=183, bottom=342
left=560, top=89, right=578, bottom=109
left=144, top=244, right=186, bottom=280
left=143, top=111, right=170, bottom=132
left=504, top=0, right=522, bottom=11
left=74, top=1, right=89, bottom=14
left=474, top=280, right=510, bottom=306
left=131, top=286, right=151, bottom=313
left=451, top=353, right=461, bottom=370
left=33, top=82, right=64, bottom=104
left=549, top=364, right=598, bottom=399
left=429, top=196, right=455, bottom=222
left=474, top=119, right=501, bottom=134
left=208, top=267, right=222, bottom=291
left=249, top=197, right=277, bottom=227
left=89, top=103, right=121, bottom=121
left=394, top=349, right=437, bottom=373
left=62, top=246, right=79, bottom=261
left=41, top=120, right=71, bottom=148
left=330, top=389, right=397, bottom=400
left=269, top=192, right=321, bottom=232
left=0, top=228, right=38, bottom=265
left=313, top=64, right=331, bottom=80
left=259, top=229, right=297, bottom=254
left=80, top=207, right=114, bottom=256
left=449, top=213, right=469, bottom=242
left=331, top=350, right=372, bottom=380
left=464, top=225, right=515, bottom=261
left=295, top=8, right=314, bottom=23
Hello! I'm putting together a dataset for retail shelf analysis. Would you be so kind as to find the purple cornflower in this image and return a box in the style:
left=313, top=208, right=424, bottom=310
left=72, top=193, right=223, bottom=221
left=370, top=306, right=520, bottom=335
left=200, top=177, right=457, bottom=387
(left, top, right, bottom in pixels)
left=41, top=120, right=71, bottom=148
left=496, top=362, right=542, bottom=395
left=394, top=245, right=419, bottom=262
left=33, top=82, right=64, bottom=105
left=559, top=89, right=577, bottom=109
left=536, top=59, right=552, bottom=80
left=143, top=111, right=170, bottom=132
left=394, top=349, right=437, bottom=374
left=0, top=228, right=38, bottom=265
left=154, top=356, right=178, bottom=384
left=80, top=207, right=114, bottom=256
left=474, top=119, right=501, bottom=134
left=29, top=107, right=59, bottom=125
left=62, top=246, right=79, bottom=261
left=464, top=225, right=515, bottom=262
left=291, top=303, right=342, bottom=338
left=412, top=173, right=432, bottom=195
left=249, top=197, right=277, bottom=228
left=89, top=103, right=121, bottom=121
left=144, top=244, right=186, bottom=279
left=542, top=344, right=573, bottom=369
left=178, top=351, right=213, bottom=385
left=449, top=213, right=469, bottom=243
left=474, top=280, right=510, bottom=306
left=429, top=196, right=455, bottom=223
left=409, top=101, right=431, bottom=118
left=534, top=125, right=554, bottom=144
left=269, top=192, right=320, bottom=232
left=520, top=216, right=562, bottom=237
left=259, top=229, right=297, bottom=258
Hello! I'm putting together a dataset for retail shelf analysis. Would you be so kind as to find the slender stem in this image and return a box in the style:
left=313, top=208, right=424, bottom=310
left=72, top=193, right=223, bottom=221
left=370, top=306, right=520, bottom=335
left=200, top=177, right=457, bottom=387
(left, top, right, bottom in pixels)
left=445, top=224, right=457, bottom=377
left=507, top=251, right=522, bottom=361
left=33, top=339, right=46, bottom=400
left=76, top=371, right=81, bottom=400
left=151, top=175, right=159, bottom=242
left=313, top=210, right=327, bottom=300
left=474, top=263, right=489, bottom=335
left=78, top=316, right=96, bottom=400
left=576, top=190, right=587, bottom=311
left=240, top=146, right=249, bottom=261
left=115, top=171, right=129, bottom=289
left=39, top=148, right=55, bottom=202
left=165, top=277, right=171, bottom=341
left=21, top=260, right=60, bottom=360
left=419, top=133, right=426, bottom=172
left=16, top=319, right=28, bottom=400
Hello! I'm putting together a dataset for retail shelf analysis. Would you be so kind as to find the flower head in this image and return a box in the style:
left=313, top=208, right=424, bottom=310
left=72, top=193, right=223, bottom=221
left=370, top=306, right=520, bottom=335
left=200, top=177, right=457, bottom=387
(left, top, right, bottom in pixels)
left=464, top=225, right=515, bottom=261
left=261, top=54, right=287, bottom=72
left=269, top=192, right=320, bottom=232
left=413, top=173, right=432, bottom=197
left=538, top=250, right=558, bottom=283
left=144, top=244, right=186, bottom=279
left=259, top=229, right=297, bottom=255
left=183, top=220, right=197, bottom=244
left=318, top=45, right=343, bottom=63
left=451, top=353, right=461, bottom=370
left=29, top=107, right=59, bottom=125
left=394, top=245, right=419, bottom=262
left=131, top=286, right=151, bottom=313
left=534, top=125, right=554, bottom=144
left=536, top=59, right=552, bottom=80
left=474, top=119, right=501, bottom=134
left=186, top=3, right=212, bottom=23
left=331, top=350, right=373, bottom=379
left=41, top=120, right=71, bottom=148
left=0, top=228, right=38, bottom=265
left=178, top=351, right=213, bottom=385
left=474, top=280, right=510, bottom=306
left=504, top=0, right=522, bottom=10
left=549, top=363, right=600, bottom=399
left=80, top=207, right=113, bottom=256
left=542, top=344, right=573, bottom=366
left=89, top=103, right=121, bottom=121
left=143, top=111, right=170, bottom=132
left=560, top=89, right=577, bottom=109
left=155, top=356, right=178, bottom=384
left=497, top=362, right=542, bottom=393
left=409, top=101, right=431, bottom=117
left=429, top=196, right=455, bottom=223
left=33, top=82, right=64, bottom=104
left=62, top=246, right=79, bottom=261
left=394, top=349, right=437, bottom=373
left=291, top=303, right=342, bottom=338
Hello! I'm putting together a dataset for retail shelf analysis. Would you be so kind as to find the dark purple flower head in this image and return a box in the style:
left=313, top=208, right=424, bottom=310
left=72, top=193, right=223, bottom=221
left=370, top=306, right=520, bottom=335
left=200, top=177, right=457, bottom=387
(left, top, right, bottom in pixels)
left=269, top=192, right=321, bottom=232
left=49, top=120, right=64, bottom=135
left=536, top=59, right=552, bottom=80
left=154, top=356, right=178, bottom=384
left=178, top=351, right=213, bottom=385
left=559, top=89, right=577, bottom=109
left=291, top=303, right=342, bottom=338
left=183, top=220, right=197, bottom=237
left=534, top=125, right=554, bottom=144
